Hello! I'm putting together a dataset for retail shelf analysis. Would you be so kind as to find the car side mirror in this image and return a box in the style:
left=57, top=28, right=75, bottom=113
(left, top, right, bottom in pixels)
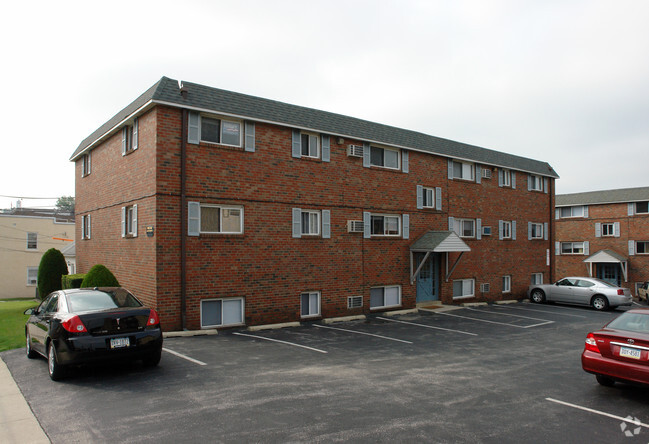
left=24, top=308, right=36, bottom=316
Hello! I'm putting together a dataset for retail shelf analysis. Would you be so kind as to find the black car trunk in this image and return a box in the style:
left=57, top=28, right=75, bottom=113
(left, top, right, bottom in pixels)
left=79, top=308, right=151, bottom=336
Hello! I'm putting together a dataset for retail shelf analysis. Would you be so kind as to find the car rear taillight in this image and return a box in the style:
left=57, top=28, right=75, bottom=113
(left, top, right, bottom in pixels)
left=584, top=333, right=600, bottom=353
left=61, top=315, right=88, bottom=333
left=617, top=289, right=624, bottom=295
left=147, top=309, right=160, bottom=327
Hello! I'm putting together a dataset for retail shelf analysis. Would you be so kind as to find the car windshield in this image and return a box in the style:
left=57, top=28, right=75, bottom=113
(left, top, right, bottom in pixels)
left=67, top=289, right=142, bottom=312
left=607, top=312, right=649, bottom=334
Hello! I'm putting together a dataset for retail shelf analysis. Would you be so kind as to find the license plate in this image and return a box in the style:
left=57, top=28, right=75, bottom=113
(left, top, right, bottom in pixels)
left=620, top=347, right=641, bottom=360
left=110, top=337, right=130, bottom=349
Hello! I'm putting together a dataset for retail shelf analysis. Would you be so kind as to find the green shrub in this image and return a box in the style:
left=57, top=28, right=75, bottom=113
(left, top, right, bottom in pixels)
left=37, top=249, right=69, bottom=300
left=81, top=265, right=120, bottom=288
left=62, top=274, right=86, bottom=289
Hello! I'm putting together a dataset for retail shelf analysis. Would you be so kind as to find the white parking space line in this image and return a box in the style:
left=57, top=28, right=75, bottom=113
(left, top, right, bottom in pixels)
left=436, top=311, right=554, bottom=328
left=163, top=347, right=207, bottom=366
left=546, top=398, right=649, bottom=429
left=376, top=316, right=478, bottom=336
left=466, top=306, right=553, bottom=323
left=492, top=304, right=587, bottom=319
left=313, top=324, right=413, bottom=344
left=232, top=332, right=328, bottom=354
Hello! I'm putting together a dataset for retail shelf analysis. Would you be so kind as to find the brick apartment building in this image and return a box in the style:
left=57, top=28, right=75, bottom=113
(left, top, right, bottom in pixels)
left=71, top=77, right=558, bottom=331
left=555, top=187, right=649, bottom=295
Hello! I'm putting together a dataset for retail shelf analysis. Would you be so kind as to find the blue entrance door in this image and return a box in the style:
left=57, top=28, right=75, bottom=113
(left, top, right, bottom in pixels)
left=597, top=264, right=620, bottom=286
left=416, top=253, right=438, bottom=302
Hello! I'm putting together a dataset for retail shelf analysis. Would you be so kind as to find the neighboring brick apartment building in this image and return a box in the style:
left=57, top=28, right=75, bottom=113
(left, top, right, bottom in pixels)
left=0, top=207, right=75, bottom=298
left=71, top=77, right=558, bottom=331
left=555, top=186, right=649, bottom=295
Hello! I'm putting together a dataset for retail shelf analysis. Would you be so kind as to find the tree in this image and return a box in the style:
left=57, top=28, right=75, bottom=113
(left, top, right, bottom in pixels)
left=81, top=265, right=120, bottom=288
left=56, top=196, right=75, bottom=213
left=37, top=249, right=69, bottom=299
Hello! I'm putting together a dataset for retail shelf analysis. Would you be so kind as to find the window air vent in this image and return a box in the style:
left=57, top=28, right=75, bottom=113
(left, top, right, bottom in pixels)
left=480, top=283, right=490, bottom=293
left=348, top=296, right=363, bottom=309
left=347, top=144, right=364, bottom=157
left=347, top=220, right=364, bottom=233
left=482, top=226, right=492, bottom=236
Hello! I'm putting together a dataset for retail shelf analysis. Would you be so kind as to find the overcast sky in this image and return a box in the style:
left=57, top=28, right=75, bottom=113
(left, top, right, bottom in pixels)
left=2, top=0, right=648, bottom=210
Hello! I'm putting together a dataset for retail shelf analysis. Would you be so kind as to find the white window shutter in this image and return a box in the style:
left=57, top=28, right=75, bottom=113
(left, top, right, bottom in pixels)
left=435, top=187, right=442, bottom=211
left=121, top=127, right=127, bottom=156
left=476, top=164, right=482, bottom=184
left=595, top=223, right=601, bottom=238
left=543, top=178, right=549, bottom=194
left=629, top=240, right=635, bottom=256
left=555, top=209, right=560, bottom=220
left=499, top=220, right=504, bottom=240
left=402, top=214, right=409, bottom=239
left=244, top=122, right=255, bottom=152
left=363, top=143, right=370, bottom=168
left=583, top=206, right=588, bottom=218
left=511, top=172, right=516, bottom=189
left=322, top=210, right=331, bottom=239
left=448, top=159, right=454, bottom=179
left=528, top=175, right=532, bottom=191
left=528, top=222, right=532, bottom=240
left=476, top=218, right=482, bottom=240
left=292, top=130, right=301, bottom=158
left=188, top=112, right=200, bottom=144
left=544, top=222, right=548, bottom=240
left=133, top=118, right=138, bottom=150
left=416, top=185, right=423, bottom=209
left=132, top=204, right=138, bottom=237
left=555, top=242, right=560, bottom=255
left=512, top=220, right=516, bottom=240
left=121, top=207, right=126, bottom=238
left=321, top=135, right=330, bottom=162
left=363, top=212, right=371, bottom=238
left=88, top=214, right=91, bottom=239
left=614, top=222, right=620, bottom=237
left=448, top=217, right=455, bottom=232
left=628, top=203, right=635, bottom=216
left=498, top=170, right=504, bottom=187
left=401, top=150, right=409, bottom=173
left=583, top=241, right=589, bottom=256
left=88, top=152, right=91, bottom=174
left=292, top=208, right=302, bottom=238
left=188, top=202, right=200, bottom=236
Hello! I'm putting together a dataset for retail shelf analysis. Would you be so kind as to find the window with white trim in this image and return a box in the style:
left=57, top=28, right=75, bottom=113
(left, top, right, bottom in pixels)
left=300, top=210, right=320, bottom=236
left=300, top=292, right=321, bottom=318
left=121, top=205, right=138, bottom=238
left=501, top=221, right=511, bottom=239
left=559, top=206, right=585, bottom=218
left=200, top=116, right=242, bottom=147
left=201, top=298, right=244, bottom=328
left=602, top=223, right=614, bottom=237
left=531, top=273, right=543, bottom=285
left=27, top=232, right=37, bottom=250
left=636, top=202, right=649, bottom=214
left=195, top=204, right=244, bottom=234
left=453, top=279, right=475, bottom=299
left=292, top=208, right=330, bottom=238
left=370, top=146, right=400, bottom=169
left=81, top=214, right=91, bottom=240
left=529, top=175, right=543, bottom=191
left=637, top=241, right=649, bottom=254
left=422, top=187, right=436, bottom=208
left=300, top=133, right=320, bottom=158
left=82, top=153, right=91, bottom=176
left=502, top=276, right=511, bottom=293
left=530, top=223, right=543, bottom=239
left=501, top=169, right=511, bottom=187
left=369, top=285, right=401, bottom=309
left=451, top=160, right=474, bottom=181
left=371, top=214, right=400, bottom=236
left=27, top=267, right=38, bottom=286
left=561, top=242, right=584, bottom=255
left=455, top=218, right=475, bottom=238
left=122, top=118, right=138, bottom=155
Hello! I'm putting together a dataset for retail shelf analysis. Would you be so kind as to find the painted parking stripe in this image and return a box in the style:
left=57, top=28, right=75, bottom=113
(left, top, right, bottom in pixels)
left=313, top=324, right=413, bottom=344
left=492, top=304, right=587, bottom=318
left=436, top=311, right=554, bottom=328
left=163, top=347, right=207, bottom=366
left=546, top=398, right=649, bottom=429
left=233, top=332, right=328, bottom=354
left=376, top=316, right=478, bottom=336
left=466, top=306, right=555, bottom=323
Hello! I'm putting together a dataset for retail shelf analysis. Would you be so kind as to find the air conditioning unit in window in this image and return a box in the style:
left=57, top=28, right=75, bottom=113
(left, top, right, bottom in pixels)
left=347, top=144, right=364, bottom=157
left=348, top=296, right=363, bottom=309
left=347, top=220, right=364, bottom=233
left=480, top=283, right=490, bottom=293
left=482, top=168, right=493, bottom=179
left=482, top=226, right=492, bottom=236
left=29, top=279, right=37, bottom=285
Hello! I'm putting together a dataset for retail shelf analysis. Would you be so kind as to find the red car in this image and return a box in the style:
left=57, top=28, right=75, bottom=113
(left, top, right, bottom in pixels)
left=582, top=308, right=649, bottom=386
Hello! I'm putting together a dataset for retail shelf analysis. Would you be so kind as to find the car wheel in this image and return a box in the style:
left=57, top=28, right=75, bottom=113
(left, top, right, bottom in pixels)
left=530, top=289, right=545, bottom=304
left=596, top=374, right=615, bottom=387
left=591, top=295, right=609, bottom=311
left=48, top=343, right=65, bottom=381
left=142, top=349, right=161, bottom=367
left=26, top=332, right=37, bottom=359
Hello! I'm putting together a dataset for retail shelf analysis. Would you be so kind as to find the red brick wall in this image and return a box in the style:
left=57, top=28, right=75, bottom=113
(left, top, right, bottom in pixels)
left=77, top=105, right=555, bottom=330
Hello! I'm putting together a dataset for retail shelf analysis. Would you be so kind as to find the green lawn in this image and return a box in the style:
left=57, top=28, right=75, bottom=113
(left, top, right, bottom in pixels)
left=0, top=299, right=39, bottom=352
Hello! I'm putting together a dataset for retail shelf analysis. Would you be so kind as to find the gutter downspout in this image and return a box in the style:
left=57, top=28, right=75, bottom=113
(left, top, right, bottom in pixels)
left=180, top=109, right=188, bottom=330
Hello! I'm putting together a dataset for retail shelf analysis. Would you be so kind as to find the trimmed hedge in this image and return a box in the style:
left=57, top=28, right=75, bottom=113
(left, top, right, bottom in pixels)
left=62, top=274, right=86, bottom=289
left=37, top=249, right=68, bottom=300
left=81, top=265, right=119, bottom=288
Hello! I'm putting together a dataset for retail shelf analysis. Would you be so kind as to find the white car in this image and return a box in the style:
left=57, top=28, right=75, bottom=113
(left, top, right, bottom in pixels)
left=528, top=277, right=632, bottom=310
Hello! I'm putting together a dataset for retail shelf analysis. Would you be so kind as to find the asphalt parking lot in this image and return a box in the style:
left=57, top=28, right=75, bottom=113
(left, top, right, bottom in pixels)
left=3, top=302, right=649, bottom=443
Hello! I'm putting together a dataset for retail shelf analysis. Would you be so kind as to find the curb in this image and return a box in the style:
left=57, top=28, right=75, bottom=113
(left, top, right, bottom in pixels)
left=163, top=329, right=218, bottom=338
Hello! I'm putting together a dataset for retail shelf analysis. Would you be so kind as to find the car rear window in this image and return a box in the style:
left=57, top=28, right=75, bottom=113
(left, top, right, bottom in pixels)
left=607, top=312, right=649, bottom=334
left=68, top=289, right=142, bottom=312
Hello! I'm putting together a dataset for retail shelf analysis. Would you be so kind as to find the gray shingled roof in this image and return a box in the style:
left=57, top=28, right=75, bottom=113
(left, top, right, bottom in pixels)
left=70, top=76, right=559, bottom=178
left=556, top=186, right=649, bottom=206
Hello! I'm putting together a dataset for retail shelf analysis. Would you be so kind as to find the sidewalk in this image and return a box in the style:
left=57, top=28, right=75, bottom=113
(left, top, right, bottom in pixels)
left=0, top=355, right=49, bottom=444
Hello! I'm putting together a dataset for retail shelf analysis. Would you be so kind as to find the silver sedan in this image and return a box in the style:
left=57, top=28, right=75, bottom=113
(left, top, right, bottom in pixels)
left=528, top=277, right=632, bottom=310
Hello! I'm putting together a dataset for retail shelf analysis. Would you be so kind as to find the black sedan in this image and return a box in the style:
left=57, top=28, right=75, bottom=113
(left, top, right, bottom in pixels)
left=25, top=287, right=163, bottom=380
